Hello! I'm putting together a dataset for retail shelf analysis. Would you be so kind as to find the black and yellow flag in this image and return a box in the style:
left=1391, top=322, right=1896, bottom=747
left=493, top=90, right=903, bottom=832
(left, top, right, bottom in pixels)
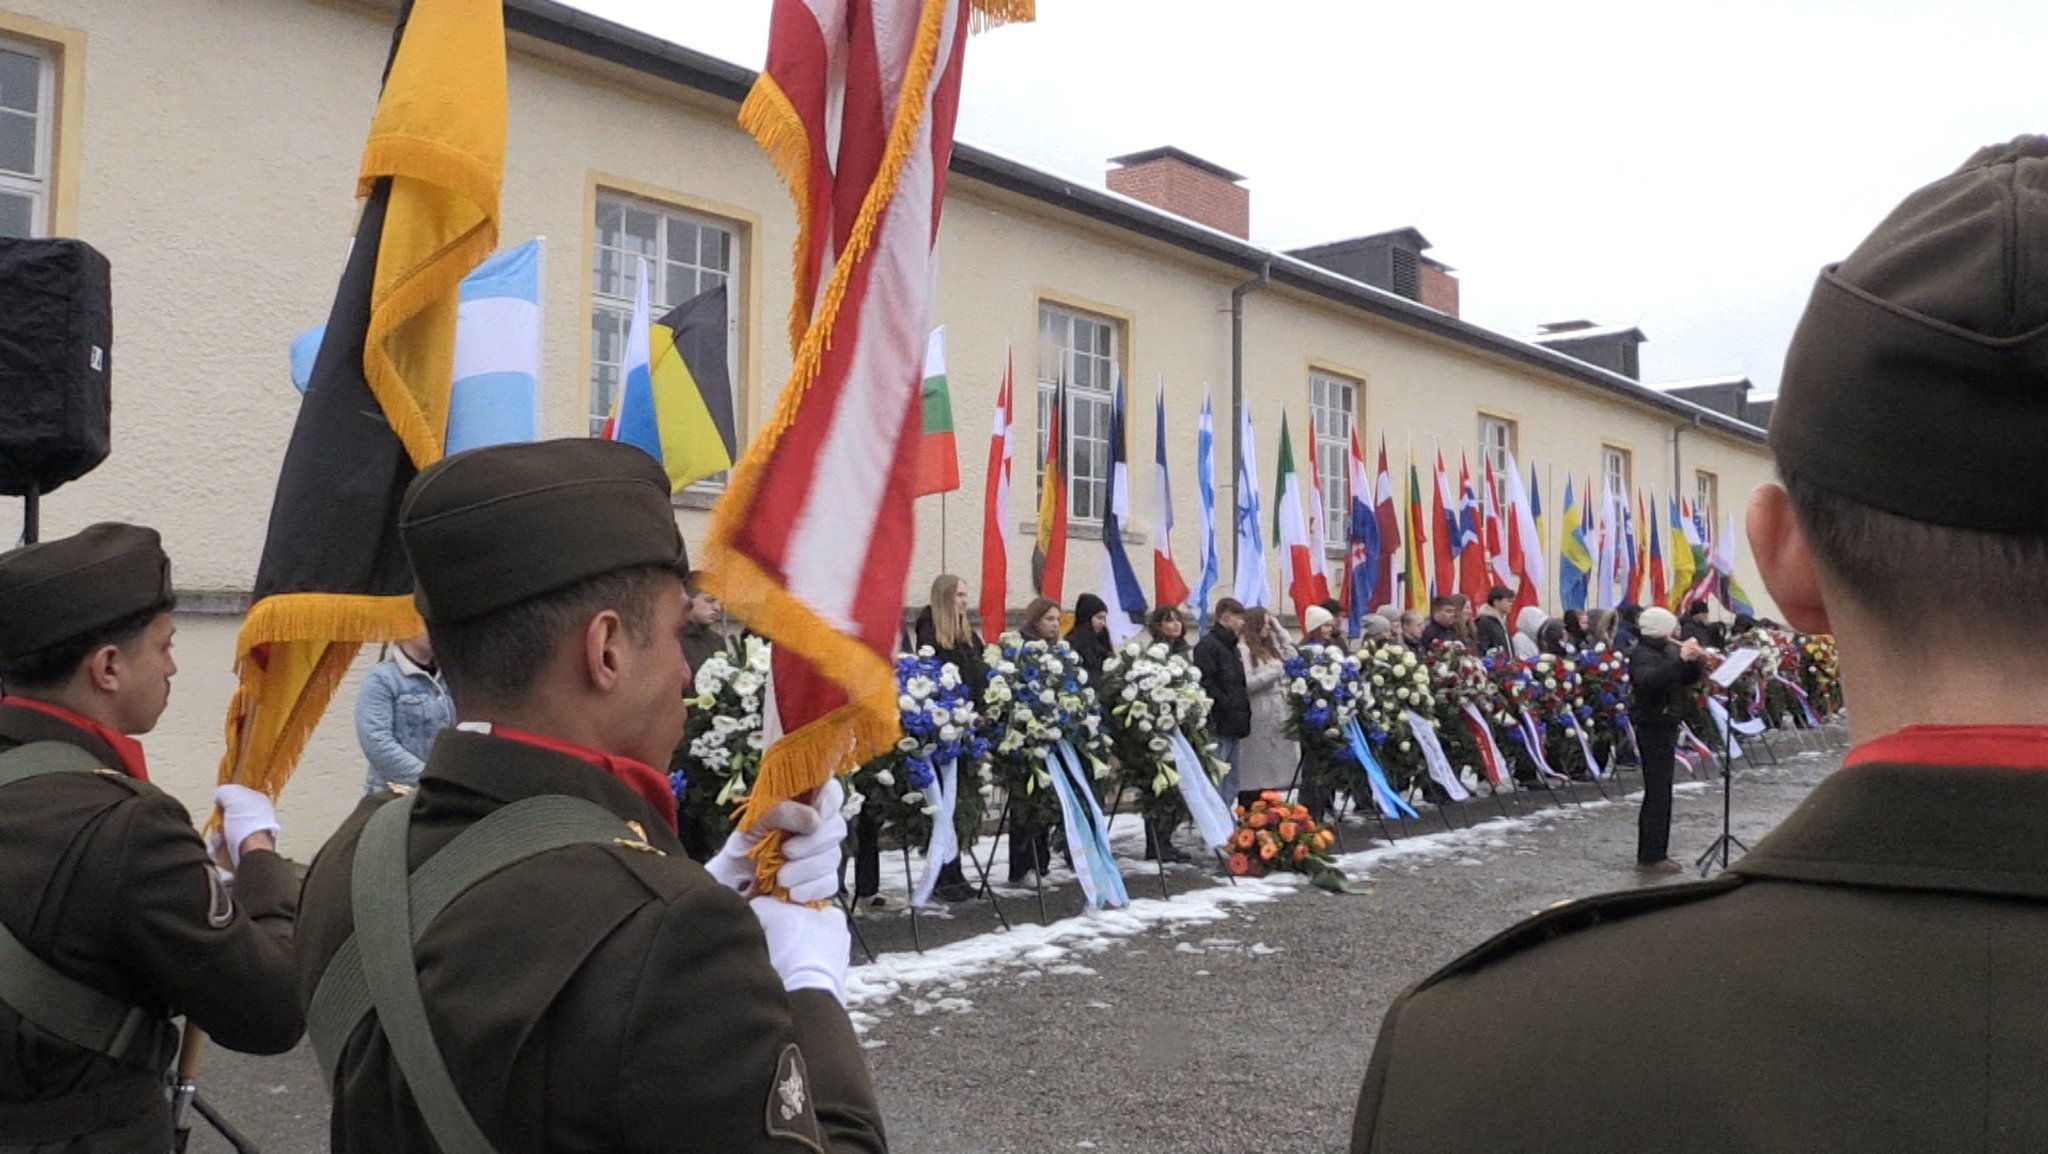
left=220, top=0, right=505, bottom=798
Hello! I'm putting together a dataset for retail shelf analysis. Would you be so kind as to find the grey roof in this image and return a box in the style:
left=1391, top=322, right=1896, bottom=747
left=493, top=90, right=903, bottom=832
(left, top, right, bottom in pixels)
left=508, top=0, right=1765, bottom=446
left=1534, top=321, right=1647, bottom=343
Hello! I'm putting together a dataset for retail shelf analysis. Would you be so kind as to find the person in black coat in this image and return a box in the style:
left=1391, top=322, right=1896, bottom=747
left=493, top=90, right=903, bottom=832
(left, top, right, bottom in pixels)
left=1418, top=596, right=1460, bottom=651
left=1065, top=593, right=1114, bottom=680
left=1474, top=586, right=1515, bottom=655
left=1193, top=599, right=1251, bottom=808
left=1627, top=606, right=1705, bottom=873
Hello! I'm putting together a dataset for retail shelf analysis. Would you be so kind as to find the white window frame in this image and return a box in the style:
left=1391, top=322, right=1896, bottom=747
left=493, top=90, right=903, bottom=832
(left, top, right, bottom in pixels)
left=0, top=36, right=55, bottom=240
left=1479, top=414, right=1517, bottom=508
left=1601, top=446, right=1632, bottom=510
left=1695, top=469, right=1718, bottom=529
left=1037, top=302, right=1119, bottom=526
left=588, top=191, right=741, bottom=479
left=1309, top=370, right=1357, bottom=553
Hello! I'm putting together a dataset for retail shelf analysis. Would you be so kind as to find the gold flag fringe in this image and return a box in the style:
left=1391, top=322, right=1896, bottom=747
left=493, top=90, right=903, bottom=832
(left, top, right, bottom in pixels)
left=968, top=0, right=1035, bottom=34
left=736, top=73, right=819, bottom=360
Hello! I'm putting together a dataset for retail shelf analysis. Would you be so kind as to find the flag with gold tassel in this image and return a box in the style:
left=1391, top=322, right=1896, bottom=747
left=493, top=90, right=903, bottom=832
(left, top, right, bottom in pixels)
left=716, top=0, right=1033, bottom=895
left=218, top=0, right=505, bottom=799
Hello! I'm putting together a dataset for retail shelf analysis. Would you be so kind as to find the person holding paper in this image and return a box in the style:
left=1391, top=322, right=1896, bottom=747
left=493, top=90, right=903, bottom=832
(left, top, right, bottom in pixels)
left=1626, top=606, right=1704, bottom=873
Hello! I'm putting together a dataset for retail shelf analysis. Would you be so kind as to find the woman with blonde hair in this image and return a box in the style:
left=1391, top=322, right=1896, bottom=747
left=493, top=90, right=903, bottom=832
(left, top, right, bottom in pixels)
left=1234, top=607, right=1300, bottom=810
left=914, top=573, right=986, bottom=694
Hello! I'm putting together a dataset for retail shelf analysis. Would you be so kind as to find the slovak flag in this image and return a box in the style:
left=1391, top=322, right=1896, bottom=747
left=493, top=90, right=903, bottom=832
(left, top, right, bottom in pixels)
left=1343, top=427, right=1381, bottom=636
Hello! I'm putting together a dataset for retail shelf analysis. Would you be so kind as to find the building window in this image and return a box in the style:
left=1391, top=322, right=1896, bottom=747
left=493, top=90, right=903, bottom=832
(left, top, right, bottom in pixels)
left=589, top=190, right=739, bottom=450
left=1037, top=302, right=1119, bottom=524
left=0, top=38, right=54, bottom=239
left=1601, top=445, right=1632, bottom=511
left=1479, top=414, right=1517, bottom=506
left=1309, top=370, right=1357, bottom=549
left=1695, top=470, right=1718, bottom=529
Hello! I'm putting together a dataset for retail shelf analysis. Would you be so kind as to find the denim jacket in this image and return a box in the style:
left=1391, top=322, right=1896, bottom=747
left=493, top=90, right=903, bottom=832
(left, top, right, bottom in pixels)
left=353, top=649, right=454, bottom=793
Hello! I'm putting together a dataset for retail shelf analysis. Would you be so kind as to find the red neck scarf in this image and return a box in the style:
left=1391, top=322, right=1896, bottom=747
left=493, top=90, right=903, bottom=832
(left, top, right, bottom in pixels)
left=2, top=697, right=149, bottom=781
left=1845, top=725, right=2048, bottom=772
left=483, top=726, right=677, bottom=831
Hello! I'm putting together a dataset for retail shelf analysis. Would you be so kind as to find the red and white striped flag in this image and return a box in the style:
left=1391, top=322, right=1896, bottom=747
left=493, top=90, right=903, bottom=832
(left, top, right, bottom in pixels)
left=713, top=0, right=1034, bottom=895
left=1303, top=414, right=1331, bottom=605
left=979, top=347, right=1013, bottom=635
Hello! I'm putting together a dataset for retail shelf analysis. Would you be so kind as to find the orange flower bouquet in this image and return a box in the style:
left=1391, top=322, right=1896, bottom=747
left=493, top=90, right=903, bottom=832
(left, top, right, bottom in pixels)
left=1225, top=791, right=1350, bottom=893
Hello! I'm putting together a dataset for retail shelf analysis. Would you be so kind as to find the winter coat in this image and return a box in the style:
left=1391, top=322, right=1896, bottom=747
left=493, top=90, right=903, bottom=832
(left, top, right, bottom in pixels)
left=1475, top=607, right=1512, bottom=655
left=1511, top=607, right=1547, bottom=661
left=1065, top=593, right=1114, bottom=681
left=1629, top=636, right=1704, bottom=729
left=1418, top=619, right=1459, bottom=652
left=354, top=648, right=455, bottom=794
left=1236, top=639, right=1300, bottom=793
left=914, top=607, right=987, bottom=697
left=1194, top=625, right=1251, bottom=739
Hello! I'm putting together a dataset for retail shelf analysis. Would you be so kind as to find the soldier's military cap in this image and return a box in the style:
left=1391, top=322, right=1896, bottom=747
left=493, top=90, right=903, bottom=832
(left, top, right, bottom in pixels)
left=0, top=523, right=172, bottom=660
left=399, top=439, right=690, bottom=625
left=1772, top=135, right=2048, bottom=532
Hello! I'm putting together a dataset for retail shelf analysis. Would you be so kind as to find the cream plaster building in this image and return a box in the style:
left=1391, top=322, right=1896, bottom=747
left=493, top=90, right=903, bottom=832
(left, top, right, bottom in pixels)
left=0, top=0, right=1780, bottom=841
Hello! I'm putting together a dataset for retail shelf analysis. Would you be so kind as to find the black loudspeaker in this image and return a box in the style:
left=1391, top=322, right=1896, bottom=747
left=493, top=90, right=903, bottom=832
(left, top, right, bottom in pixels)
left=0, top=237, right=111, bottom=497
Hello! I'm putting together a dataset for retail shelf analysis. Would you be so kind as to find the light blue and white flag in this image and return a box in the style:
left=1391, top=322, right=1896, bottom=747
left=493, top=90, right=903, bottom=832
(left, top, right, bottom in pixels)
left=1194, top=391, right=1221, bottom=623
left=1231, top=404, right=1269, bottom=608
left=291, top=238, right=543, bottom=454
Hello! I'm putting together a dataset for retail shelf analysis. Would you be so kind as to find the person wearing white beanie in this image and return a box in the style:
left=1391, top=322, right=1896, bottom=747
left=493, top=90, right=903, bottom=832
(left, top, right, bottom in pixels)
left=1627, top=605, right=1705, bottom=874
left=1637, top=606, right=1679, bottom=641
left=1301, top=604, right=1340, bottom=646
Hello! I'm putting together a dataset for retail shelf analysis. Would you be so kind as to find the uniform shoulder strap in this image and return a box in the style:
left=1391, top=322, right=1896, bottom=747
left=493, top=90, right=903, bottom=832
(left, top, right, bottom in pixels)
left=0, top=743, right=165, bottom=1067
left=0, top=741, right=120, bottom=788
left=311, top=792, right=641, bottom=1154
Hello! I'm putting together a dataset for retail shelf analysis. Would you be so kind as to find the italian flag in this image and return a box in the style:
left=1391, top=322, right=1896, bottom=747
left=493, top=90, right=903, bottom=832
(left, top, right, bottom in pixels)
left=914, top=326, right=959, bottom=496
left=1274, top=413, right=1318, bottom=623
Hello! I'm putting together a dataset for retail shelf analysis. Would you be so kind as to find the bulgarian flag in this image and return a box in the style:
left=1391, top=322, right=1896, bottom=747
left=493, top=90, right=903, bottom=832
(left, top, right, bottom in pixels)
left=978, top=346, right=1013, bottom=634
left=914, top=326, right=959, bottom=495
left=1274, top=412, right=1317, bottom=622
left=718, top=0, right=1034, bottom=894
left=1403, top=446, right=1428, bottom=612
left=1373, top=437, right=1399, bottom=614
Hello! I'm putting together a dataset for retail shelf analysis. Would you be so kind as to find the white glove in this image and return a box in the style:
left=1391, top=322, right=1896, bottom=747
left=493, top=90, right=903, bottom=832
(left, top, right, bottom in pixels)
left=214, top=784, right=281, bottom=866
left=704, top=778, right=848, bottom=905
left=749, top=895, right=851, bottom=1004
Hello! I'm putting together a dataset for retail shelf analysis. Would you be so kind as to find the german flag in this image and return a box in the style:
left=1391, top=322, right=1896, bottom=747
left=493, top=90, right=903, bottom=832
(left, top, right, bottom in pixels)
left=219, top=0, right=504, bottom=798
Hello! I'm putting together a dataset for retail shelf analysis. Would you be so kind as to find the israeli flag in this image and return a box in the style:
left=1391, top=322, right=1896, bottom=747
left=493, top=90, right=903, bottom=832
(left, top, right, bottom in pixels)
left=1232, top=405, right=1269, bottom=608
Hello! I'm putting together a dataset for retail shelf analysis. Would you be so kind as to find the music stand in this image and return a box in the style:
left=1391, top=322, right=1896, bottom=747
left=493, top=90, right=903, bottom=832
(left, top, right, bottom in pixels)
left=1695, top=647, right=1761, bottom=876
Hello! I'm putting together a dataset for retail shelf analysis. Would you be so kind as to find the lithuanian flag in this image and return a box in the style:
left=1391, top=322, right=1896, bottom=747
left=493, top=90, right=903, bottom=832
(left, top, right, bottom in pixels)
left=219, top=0, right=504, bottom=798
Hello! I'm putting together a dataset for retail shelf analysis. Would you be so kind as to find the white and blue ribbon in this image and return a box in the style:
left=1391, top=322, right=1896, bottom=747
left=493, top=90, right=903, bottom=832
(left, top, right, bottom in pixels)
left=1567, top=713, right=1604, bottom=780
left=1402, top=709, right=1469, bottom=802
left=1166, top=729, right=1236, bottom=850
left=1343, top=718, right=1419, bottom=820
left=1705, top=697, right=1745, bottom=760
left=1045, top=741, right=1129, bottom=909
left=910, top=758, right=959, bottom=908
left=1514, top=710, right=1569, bottom=782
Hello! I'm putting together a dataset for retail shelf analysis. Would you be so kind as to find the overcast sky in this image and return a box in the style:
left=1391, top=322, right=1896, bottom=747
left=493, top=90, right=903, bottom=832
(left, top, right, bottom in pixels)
left=568, top=0, right=2045, bottom=394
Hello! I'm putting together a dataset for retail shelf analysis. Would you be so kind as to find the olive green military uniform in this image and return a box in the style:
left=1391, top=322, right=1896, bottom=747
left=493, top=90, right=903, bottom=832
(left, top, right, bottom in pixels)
left=297, top=438, right=885, bottom=1152
left=1352, top=757, right=2048, bottom=1152
left=0, top=524, right=301, bottom=1153
left=299, top=728, right=885, bottom=1152
left=1351, top=135, right=2048, bottom=1154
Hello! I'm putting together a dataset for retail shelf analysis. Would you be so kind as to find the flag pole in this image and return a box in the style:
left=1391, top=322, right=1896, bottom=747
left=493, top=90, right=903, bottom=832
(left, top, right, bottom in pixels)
left=940, top=492, right=949, bottom=575
left=1546, top=461, right=1556, bottom=616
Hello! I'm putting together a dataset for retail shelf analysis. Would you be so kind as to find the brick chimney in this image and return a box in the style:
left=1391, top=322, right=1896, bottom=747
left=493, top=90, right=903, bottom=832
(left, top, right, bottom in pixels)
left=1106, top=147, right=1249, bottom=239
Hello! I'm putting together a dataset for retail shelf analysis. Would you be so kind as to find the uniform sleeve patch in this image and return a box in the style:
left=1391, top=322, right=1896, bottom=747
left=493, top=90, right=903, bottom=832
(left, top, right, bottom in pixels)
left=766, top=1042, right=824, bottom=1151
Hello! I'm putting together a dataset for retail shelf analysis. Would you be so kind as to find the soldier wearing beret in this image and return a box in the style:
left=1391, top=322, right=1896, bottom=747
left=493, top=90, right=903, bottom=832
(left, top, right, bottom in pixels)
left=296, top=439, right=886, bottom=1152
left=1352, top=136, right=2048, bottom=1151
left=0, top=523, right=301, bottom=1152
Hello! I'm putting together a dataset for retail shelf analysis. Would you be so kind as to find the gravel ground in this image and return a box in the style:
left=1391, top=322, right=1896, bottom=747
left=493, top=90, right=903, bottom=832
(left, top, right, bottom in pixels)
left=182, top=736, right=1843, bottom=1153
